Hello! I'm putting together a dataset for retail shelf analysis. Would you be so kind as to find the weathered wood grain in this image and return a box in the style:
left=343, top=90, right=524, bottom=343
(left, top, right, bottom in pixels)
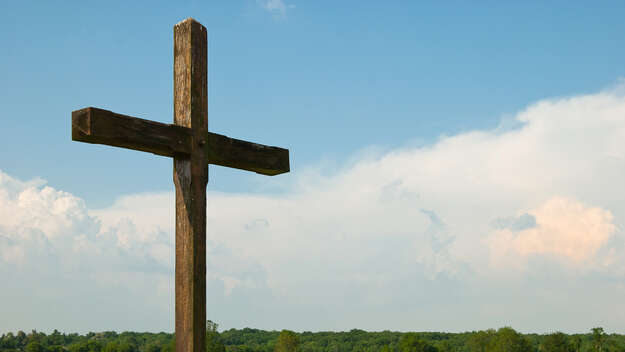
left=72, top=107, right=289, bottom=176
left=72, top=107, right=192, bottom=157
left=173, top=18, right=207, bottom=352
left=207, top=132, right=289, bottom=175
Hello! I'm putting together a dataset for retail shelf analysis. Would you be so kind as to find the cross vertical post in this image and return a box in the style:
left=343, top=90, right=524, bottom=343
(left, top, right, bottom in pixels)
left=173, top=18, right=207, bottom=352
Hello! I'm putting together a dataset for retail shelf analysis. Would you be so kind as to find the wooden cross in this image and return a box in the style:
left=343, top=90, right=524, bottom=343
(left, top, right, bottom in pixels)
left=71, top=18, right=289, bottom=352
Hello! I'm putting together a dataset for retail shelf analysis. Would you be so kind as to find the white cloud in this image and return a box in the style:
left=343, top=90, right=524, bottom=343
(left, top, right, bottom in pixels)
left=2, top=86, right=625, bottom=333
left=257, top=0, right=294, bottom=18
left=487, top=196, right=616, bottom=268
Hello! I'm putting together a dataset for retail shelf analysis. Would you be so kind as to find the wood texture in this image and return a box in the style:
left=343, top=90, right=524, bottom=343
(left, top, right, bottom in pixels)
left=173, top=18, right=207, bottom=352
left=72, top=107, right=192, bottom=157
left=206, top=132, right=289, bottom=175
left=71, top=107, right=289, bottom=175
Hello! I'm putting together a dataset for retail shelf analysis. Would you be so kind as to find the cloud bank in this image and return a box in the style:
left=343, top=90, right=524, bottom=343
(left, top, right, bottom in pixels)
left=1, top=87, right=625, bottom=333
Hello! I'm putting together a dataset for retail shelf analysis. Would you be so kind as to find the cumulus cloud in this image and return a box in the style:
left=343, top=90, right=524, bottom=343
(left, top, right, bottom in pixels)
left=488, top=196, right=616, bottom=268
left=0, top=171, right=173, bottom=332
left=2, top=86, right=625, bottom=333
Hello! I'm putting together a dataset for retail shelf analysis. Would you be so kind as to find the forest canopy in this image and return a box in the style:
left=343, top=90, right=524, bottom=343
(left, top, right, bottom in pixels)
left=0, top=324, right=622, bottom=352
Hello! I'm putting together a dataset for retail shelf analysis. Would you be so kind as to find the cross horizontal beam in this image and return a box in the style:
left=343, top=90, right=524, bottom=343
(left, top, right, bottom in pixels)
left=72, top=107, right=289, bottom=176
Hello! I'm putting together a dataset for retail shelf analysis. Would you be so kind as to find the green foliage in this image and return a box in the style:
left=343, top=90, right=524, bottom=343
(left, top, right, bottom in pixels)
left=543, top=332, right=573, bottom=352
left=207, top=320, right=226, bottom=352
left=25, top=341, right=44, bottom=352
left=3, top=324, right=625, bottom=352
left=467, top=329, right=496, bottom=352
left=275, top=330, right=300, bottom=352
left=489, top=327, right=532, bottom=352
left=399, top=333, right=437, bottom=352
left=592, top=328, right=606, bottom=352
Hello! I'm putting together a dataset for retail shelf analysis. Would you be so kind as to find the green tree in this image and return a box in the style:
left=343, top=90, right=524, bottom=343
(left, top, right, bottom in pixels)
left=206, top=320, right=226, bottom=352
left=436, top=340, right=452, bottom=352
left=49, top=330, right=65, bottom=347
left=206, top=321, right=219, bottom=334
left=275, top=330, right=299, bottom=352
left=86, top=339, right=104, bottom=352
left=145, top=343, right=161, bottom=352
left=399, top=333, right=437, bottom=352
left=25, top=341, right=44, bottom=352
left=592, top=328, right=606, bottom=352
left=68, top=341, right=90, bottom=352
left=162, top=337, right=175, bottom=352
left=17, top=331, right=27, bottom=349
left=103, top=341, right=119, bottom=352
left=543, top=332, right=573, bottom=352
left=1, top=332, right=18, bottom=350
left=490, top=327, right=532, bottom=352
left=468, top=330, right=496, bottom=352
left=572, top=336, right=582, bottom=352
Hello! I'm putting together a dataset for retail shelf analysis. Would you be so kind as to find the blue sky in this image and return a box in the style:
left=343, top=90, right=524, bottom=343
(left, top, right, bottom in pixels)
left=3, top=1, right=625, bottom=207
left=2, top=0, right=625, bottom=334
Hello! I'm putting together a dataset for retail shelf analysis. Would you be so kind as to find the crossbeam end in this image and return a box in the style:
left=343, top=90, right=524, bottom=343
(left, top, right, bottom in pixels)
left=71, top=107, right=192, bottom=158
left=206, top=132, right=289, bottom=176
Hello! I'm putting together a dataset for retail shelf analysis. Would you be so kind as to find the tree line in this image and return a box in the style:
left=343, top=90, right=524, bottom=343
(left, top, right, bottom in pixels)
left=1, top=323, right=622, bottom=352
